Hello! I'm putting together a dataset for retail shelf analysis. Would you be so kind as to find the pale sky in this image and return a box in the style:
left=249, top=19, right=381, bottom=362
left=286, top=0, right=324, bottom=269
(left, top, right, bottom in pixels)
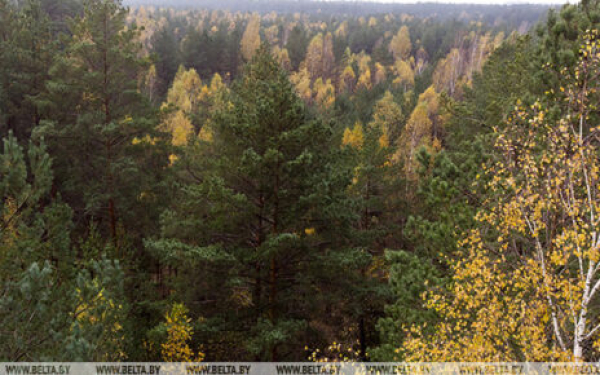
left=330, top=0, right=571, bottom=4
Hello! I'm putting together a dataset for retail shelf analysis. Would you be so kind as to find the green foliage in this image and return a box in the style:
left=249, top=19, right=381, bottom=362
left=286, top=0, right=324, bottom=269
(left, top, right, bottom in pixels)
left=152, top=27, right=181, bottom=100
left=40, top=0, right=168, bottom=241
left=532, top=1, right=600, bottom=95
left=0, top=0, right=577, bottom=362
left=148, top=45, right=358, bottom=360
left=0, top=132, right=127, bottom=361
left=373, top=250, right=442, bottom=361
left=0, top=0, right=56, bottom=140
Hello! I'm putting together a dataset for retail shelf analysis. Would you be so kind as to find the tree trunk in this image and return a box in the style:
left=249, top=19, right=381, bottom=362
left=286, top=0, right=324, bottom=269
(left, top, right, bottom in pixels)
left=574, top=303, right=588, bottom=362
left=359, top=316, right=367, bottom=361
left=574, top=339, right=583, bottom=362
left=269, top=163, right=281, bottom=361
left=108, top=196, right=117, bottom=240
left=269, top=257, right=278, bottom=361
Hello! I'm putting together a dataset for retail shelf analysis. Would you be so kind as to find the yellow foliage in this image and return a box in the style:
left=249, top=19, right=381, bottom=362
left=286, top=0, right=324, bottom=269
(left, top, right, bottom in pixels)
left=264, top=25, right=279, bottom=45
left=373, top=63, right=387, bottom=86
left=378, top=132, right=389, bottom=148
left=272, top=46, right=292, bottom=71
left=342, top=123, right=364, bottom=149
left=314, top=78, right=335, bottom=110
left=304, top=33, right=335, bottom=81
left=405, top=35, right=600, bottom=361
left=392, top=59, right=414, bottom=90
left=389, top=26, right=412, bottom=61
left=198, top=125, right=214, bottom=142
left=357, top=69, right=371, bottom=91
left=396, top=102, right=431, bottom=180
left=161, top=303, right=205, bottom=362
left=307, top=339, right=365, bottom=362
left=335, top=21, right=348, bottom=38
left=290, top=68, right=313, bottom=104
left=305, top=34, right=324, bottom=81
left=74, top=286, right=126, bottom=361
left=2, top=198, right=18, bottom=247
left=161, top=67, right=227, bottom=149
left=240, top=14, right=261, bottom=61
left=161, top=67, right=202, bottom=146
left=339, top=65, right=356, bottom=93
left=169, top=111, right=193, bottom=146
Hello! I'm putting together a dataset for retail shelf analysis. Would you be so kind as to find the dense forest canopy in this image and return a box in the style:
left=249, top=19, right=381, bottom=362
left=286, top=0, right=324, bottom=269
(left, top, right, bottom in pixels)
left=122, top=0, right=552, bottom=24
left=4, top=0, right=600, bottom=364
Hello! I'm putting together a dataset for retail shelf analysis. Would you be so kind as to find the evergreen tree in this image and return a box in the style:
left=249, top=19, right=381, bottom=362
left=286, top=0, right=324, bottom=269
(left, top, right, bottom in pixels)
left=0, top=132, right=127, bottom=361
left=286, top=24, right=308, bottom=71
left=151, top=27, right=181, bottom=100
left=0, top=0, right=56, bottom=140
left=148, top=45, right=354, bottom=361
left=41, top=0, right=165, bottom=242
left=340, top=115, right=401, bottom=360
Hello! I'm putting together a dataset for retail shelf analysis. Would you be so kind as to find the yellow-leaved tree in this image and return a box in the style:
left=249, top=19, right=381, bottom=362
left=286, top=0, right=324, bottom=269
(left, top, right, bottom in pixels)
left=314, top=78, right=336, bottom=110
left=395, top=86, right=441, bottom=180
left=342, top=122, right=365, bottom=150
left=404, top=32, right=600, bottom=362
left=290, top=67, right=313, bottom=104
left=389, top=26, right=412, bottom=61
left=392, top=59, right=414, bottom=92
left=432, top=48, right=462, bottom=97
left=240, top=14, right=261, bottom=61
left=357, top=67, right=372, bottom=91
left=160, top=68, right=228, bottom=149
left=161, top=66, right=202, bottom=146
left=272, top=46, right=292, bottom=72
left=161, top=303, right=205, bottom=362
left=304, top=33, right=335, bottom=81
left=356, top=53, right=372, bottom=90
left=373, top=63, right=387, bottom=86
left=339, top=65, right=357, bottom=94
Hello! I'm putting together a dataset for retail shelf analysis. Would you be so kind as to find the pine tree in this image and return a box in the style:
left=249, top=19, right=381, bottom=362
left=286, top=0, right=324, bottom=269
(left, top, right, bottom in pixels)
left=0, top=132, right=127, bottom=361
left=148, top=45, right=353, bottom=361
left=151, top=27, right=181, bottom=100
left=340, top=105, right=402, bottom=360
left=0, top=0, right=56, bottom=140
left=286, top=24, right=308, bottom=71
left=41, top=0, right=164, bottom=241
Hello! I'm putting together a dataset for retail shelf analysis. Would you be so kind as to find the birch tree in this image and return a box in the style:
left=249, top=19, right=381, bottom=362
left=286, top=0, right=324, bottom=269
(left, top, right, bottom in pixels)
left=241, top=14, right=261, bottom=61
left=405, top=31, right=600, bottom=362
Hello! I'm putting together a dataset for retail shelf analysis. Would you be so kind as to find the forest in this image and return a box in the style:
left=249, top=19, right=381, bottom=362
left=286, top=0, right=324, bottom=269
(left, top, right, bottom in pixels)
left=3, top=0, right=600, bottom=364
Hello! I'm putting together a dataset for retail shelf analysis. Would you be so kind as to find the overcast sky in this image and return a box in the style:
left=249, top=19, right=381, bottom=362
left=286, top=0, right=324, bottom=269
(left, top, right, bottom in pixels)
left=332, top=0, right=571, bottom=4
